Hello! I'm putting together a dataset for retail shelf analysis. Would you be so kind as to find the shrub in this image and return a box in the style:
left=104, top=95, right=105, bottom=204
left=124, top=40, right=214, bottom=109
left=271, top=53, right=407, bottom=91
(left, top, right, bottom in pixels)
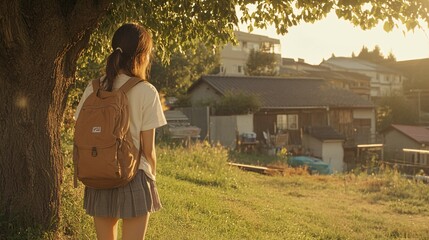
left=213, top=91, right=261, bottom=116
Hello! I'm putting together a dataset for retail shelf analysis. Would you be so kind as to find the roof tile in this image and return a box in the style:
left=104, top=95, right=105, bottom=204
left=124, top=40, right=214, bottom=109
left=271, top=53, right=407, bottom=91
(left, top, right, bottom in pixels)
left=198, top=75, right=374, bottom=109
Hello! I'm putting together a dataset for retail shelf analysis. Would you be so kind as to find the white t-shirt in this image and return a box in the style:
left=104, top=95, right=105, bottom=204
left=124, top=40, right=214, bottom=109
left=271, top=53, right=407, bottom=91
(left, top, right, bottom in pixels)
left=75, top=74, right=167, bottom=181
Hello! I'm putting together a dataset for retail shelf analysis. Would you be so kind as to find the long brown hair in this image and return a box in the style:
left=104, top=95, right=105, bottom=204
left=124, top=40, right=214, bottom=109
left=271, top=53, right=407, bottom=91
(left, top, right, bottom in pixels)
left=104, top=23, right=153, bottom=91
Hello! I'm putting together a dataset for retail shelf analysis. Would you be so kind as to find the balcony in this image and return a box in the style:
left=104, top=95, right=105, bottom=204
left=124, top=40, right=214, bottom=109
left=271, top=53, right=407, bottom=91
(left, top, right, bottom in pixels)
left=344, top=132, right=383, bottom=148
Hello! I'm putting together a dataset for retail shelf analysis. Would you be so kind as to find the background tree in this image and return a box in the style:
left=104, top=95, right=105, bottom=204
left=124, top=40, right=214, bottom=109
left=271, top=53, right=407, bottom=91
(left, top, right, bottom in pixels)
left=150, top=43, right=220, bottom=97
left=386, top=52, right=397, bottom=62
left=353, top=45, right=397, bottom=64
left=245, top=49, right=278, bottom=76
left=1, top=0, right=429, bottom=237
left=213, top=92, right=261, bottom=116
left=376, top=94, right=419, bottom=130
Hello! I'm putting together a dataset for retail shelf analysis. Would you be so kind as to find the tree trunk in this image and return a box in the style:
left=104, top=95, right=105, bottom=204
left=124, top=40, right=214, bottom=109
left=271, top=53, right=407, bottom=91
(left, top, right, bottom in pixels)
left=0, top=0, right=110, bottom=233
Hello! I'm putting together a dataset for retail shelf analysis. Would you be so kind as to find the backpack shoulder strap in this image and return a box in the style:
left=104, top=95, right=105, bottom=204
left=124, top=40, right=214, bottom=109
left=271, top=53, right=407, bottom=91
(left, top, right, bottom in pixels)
left=92, top=78, right=101, bottom=92
left=120, top=77, right=143, bottom=93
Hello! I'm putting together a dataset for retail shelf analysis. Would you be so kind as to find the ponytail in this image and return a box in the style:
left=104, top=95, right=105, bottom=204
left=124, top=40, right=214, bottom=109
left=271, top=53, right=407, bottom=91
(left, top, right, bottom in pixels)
left=104, top=48, right=122, bottom=91
left=104, top=23, right=153, bottom=90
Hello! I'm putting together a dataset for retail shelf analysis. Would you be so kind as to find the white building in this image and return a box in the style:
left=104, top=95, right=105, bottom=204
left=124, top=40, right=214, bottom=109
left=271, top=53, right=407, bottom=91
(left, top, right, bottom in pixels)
left=320, top=57, right=404, bottom=98
left=219, top=31, right=281, bottom=76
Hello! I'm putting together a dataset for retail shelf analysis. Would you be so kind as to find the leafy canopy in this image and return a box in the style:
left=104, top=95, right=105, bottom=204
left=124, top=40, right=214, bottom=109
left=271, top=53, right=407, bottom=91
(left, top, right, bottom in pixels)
left=73, top=0, right=429, bottom=105
left=83, top=0, right=429, bottom=68
left=245, top=48, right=278, bottom=76
left=213, top=91, right=261, bottom=116
left=376, top=94, right=419, bottom=130
left=150, top=44, right=220, bottom=96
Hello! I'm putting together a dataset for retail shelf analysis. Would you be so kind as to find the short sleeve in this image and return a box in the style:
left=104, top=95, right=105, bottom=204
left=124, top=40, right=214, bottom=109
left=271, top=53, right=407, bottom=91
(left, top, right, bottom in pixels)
left=74, top=82, right=94, bottom=120
left=140, top=84, right=167, bottom=131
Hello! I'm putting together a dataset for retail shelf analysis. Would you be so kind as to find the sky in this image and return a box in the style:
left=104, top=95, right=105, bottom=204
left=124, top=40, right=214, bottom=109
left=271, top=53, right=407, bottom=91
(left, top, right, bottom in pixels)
left=237, top=12, right=429, bottom=65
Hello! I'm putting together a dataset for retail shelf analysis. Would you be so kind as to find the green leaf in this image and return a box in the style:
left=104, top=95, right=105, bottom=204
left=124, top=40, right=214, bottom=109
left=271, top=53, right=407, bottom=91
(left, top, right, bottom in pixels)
left=383, top=20, right=394, bottom=32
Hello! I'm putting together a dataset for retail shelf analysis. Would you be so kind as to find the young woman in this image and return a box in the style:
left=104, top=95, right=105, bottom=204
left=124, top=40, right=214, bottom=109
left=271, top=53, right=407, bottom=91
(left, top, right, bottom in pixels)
left=75, top=23, right=166, bottom=240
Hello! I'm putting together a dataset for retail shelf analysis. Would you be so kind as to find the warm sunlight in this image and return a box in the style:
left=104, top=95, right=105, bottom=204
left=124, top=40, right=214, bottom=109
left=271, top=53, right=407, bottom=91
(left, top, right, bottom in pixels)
left=238, top=12, right=429, bottom=64
left=15, top=95, right=28, bottom=109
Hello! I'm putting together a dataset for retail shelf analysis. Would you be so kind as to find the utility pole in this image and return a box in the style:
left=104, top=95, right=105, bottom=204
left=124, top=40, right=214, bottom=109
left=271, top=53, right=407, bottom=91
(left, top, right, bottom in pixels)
left=410, top=89, right=422, bottom=124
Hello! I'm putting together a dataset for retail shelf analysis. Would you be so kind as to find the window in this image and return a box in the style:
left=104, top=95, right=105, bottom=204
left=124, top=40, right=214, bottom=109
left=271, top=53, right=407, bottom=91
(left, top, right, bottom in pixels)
left=238, top=66, right=242, bottom=73
left=277, top=115, right=288, bottom=130
left=277, top=114, right=298, bottom=131
left=250, top=42, right=259, bottom=51
left=261, top=42, right=272, bottom=52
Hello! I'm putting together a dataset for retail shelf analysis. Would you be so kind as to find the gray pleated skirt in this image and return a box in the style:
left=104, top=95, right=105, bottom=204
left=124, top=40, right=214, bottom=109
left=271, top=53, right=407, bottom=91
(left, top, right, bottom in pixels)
left=83, top=170, right=162, bottom=219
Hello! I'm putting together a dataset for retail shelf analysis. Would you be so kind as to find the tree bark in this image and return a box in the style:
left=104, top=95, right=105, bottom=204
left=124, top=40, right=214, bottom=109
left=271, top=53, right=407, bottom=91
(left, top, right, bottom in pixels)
left=0, top=0, right=110, bottom=233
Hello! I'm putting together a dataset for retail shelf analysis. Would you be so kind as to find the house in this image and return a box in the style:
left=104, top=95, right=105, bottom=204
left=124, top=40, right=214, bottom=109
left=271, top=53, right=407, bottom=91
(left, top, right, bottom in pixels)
left=219, top=31, right=281, bottom=76
left=381, top=124, right=429, bottom=165
left=302, top=126, right=345, bottom=172
left=320, top=57, right=404, bottom=99
left=390, top=58, right=429, bottom=124
left=188, top=75, right=378, bottom=170
left=281, top=58, right=371, bottom=100
left=281, top=58, right=324, bottom=73
left=390, top=58, right=429, bottom=91
left=305, top=70, right=371, bottom=100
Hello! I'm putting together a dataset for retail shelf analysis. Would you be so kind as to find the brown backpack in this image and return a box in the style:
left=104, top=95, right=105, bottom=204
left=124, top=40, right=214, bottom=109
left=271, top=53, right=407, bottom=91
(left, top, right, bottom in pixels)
left=73, top=77, right=142, bottom=189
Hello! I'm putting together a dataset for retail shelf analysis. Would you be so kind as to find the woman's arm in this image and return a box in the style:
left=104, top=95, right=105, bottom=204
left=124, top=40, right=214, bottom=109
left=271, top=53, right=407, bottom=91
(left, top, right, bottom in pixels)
left=140, top=129, right=157, bottom=176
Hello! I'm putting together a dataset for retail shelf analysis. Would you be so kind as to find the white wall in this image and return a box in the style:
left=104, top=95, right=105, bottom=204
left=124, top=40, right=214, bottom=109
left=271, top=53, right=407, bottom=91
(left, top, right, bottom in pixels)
left=209, top=116, right=237, bottom=148
left=322, top=141, right=345, bottom=173
left=320, top=61, right=403, bottom=98
left=209, top=114, right=254, bottom=148
left=220, top=31, right=281, bottom=76
left=302, top=135, right=345, bottom=172
left=236, top=115, right=254, bottom=134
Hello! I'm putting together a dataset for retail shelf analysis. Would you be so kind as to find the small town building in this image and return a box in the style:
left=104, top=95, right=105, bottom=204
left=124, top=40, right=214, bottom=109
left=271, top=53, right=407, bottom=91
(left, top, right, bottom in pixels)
left=219, top=31, right=281, bottom=76
left=320, top=57, right=404, bottom=99
left=381, top=124, right=429, bottom=164
left=187, top=75, right=379, bottom=171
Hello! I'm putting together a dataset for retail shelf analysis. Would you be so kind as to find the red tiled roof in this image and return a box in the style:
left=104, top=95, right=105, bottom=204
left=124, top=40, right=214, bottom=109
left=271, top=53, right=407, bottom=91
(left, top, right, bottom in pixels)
left=389, top=124, right=429, bottom=144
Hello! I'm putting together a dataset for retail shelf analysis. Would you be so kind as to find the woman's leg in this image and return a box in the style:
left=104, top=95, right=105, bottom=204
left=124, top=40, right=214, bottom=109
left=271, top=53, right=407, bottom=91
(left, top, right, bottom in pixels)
left=122, top=214, right=150, bottom=240
left=94, top=217, right=119, bottom=240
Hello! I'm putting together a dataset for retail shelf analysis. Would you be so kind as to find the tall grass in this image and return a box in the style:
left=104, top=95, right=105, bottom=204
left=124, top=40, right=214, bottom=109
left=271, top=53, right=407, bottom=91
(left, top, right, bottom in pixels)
left=58, top=126, right=97, bottom=240
left=157, top=142, right=240, bottom=189
left=351, top=164, right=429, bottom=215
left=147, top=145, right=429, bottom=239
left=5, top=140, right=429, bottom=239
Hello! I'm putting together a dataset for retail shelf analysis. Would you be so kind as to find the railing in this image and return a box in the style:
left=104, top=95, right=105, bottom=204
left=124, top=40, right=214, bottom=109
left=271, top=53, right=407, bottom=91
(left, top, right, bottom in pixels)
left=344, top=133, right=383, bottom=148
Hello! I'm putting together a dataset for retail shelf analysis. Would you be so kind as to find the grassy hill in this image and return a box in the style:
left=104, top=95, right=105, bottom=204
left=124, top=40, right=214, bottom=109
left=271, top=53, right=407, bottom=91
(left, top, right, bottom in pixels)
left=58, top=143, right=429, bottom=239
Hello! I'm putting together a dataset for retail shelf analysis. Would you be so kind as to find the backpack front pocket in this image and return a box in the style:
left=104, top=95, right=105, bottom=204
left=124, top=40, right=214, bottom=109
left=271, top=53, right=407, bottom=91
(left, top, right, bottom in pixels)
left=77, top=142, right=121, bottom=180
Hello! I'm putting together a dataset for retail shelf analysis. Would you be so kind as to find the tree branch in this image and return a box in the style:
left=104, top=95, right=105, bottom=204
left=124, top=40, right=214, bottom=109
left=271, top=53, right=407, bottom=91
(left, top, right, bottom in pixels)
left=66, top=0, right=112, bottom=39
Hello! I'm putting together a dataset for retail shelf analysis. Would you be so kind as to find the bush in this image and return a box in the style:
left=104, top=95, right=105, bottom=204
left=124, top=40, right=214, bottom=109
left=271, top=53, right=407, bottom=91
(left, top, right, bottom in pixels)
left=213, top=91, right=261, bottom=116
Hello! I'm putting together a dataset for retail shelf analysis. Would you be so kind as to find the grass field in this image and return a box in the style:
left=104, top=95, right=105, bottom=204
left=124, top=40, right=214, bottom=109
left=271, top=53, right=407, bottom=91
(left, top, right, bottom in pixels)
left=143, top=144, right=429, bottom=240
left=56, top=142, right=429, bottom=239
